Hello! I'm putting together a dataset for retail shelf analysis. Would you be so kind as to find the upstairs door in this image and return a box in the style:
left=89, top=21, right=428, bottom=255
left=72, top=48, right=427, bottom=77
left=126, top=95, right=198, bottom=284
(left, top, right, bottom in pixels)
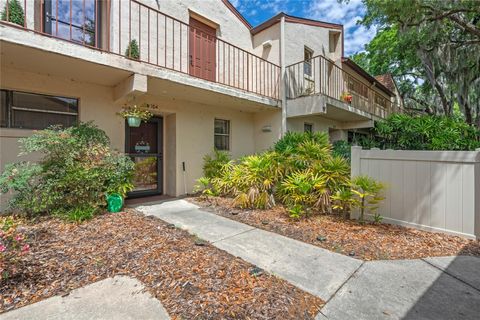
left=189, top=18, right=216, bottom=81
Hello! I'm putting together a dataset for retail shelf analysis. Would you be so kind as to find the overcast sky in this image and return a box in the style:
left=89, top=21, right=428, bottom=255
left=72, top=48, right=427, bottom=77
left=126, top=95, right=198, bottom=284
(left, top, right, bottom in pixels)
left=230, top=0, right=375, bottom=56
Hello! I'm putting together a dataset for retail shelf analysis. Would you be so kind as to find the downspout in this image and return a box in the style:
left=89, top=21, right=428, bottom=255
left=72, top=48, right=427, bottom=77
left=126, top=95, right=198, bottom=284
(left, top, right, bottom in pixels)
left=280, top=15, right=287, bottom=136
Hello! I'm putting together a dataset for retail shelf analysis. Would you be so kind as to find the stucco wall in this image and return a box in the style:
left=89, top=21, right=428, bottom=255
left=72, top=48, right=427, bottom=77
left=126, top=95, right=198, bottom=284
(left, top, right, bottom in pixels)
left=284, top=22, right=342, bottom=66
left=287, top=116, right=341, bottom=134
left=252, top=23, right=281, bottom=65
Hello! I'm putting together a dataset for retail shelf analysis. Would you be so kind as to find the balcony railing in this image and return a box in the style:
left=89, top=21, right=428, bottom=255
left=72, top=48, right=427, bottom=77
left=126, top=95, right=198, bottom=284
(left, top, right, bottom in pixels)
left=0, top=0, right=280, bottom=100
left=286, top=55, right=402, bottom=118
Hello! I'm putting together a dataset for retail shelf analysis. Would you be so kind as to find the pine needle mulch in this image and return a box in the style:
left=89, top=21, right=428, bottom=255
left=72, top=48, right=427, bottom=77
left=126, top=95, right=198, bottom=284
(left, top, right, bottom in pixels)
left=1, top=210, right=323, bottom=319
left=189, top=196, right=480, bottom=261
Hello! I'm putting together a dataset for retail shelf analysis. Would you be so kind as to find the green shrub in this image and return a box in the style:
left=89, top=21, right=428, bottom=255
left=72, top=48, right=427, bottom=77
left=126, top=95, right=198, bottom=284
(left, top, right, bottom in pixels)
left=201, top=131, right=385, bottom=221
left=371, top=114, right=480, bottom=150
left=351, top=175, right=385, bottom=223
left=0, top=122, right=135, bottom=220
left=230, top=152, right=283, bottom=209
left=277, top=170, right=329, bottom=218
left=1, top=0, right=24, bottom=26
left=203, top=149, right=231, bottom=179
left=125, top=39, right=140, bottom=60
left=332, top=140, right=351, bottom=162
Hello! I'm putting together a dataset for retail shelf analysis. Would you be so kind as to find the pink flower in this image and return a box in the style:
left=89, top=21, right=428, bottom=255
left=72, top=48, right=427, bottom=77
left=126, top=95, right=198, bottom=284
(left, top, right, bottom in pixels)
left=22, top=244, right=30, bottom=252
left=15, top=234, right=24, bottom=241
left=0, top=244, right=6, bottom=252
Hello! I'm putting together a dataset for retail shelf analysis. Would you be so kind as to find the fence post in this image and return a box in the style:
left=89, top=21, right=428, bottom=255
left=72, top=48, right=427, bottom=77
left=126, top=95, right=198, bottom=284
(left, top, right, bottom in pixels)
left=351, top=146, right=362, bottom=178
left=475, top=149, right=480, bottom=239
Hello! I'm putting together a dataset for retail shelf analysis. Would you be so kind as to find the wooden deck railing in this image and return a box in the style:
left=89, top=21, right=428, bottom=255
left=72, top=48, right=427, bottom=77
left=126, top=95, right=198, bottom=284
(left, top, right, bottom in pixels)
left=286, top=55, right=402, bottom=118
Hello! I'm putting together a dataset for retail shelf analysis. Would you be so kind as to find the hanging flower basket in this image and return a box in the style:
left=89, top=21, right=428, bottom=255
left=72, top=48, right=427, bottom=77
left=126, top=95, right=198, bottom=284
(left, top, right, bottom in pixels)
left=118, top=103, right=157, bottom=127
left=127, top=116, right=142, bottom=127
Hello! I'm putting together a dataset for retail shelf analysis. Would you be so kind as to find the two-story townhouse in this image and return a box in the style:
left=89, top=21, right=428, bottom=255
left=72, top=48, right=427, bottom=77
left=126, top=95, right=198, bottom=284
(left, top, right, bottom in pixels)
left=0, top=0, right=400, bottom=209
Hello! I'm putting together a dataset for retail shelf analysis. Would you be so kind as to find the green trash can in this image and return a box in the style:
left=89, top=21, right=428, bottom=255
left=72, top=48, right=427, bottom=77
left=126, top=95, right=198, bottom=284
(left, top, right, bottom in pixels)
left=107, top=193, right=124, bottom=213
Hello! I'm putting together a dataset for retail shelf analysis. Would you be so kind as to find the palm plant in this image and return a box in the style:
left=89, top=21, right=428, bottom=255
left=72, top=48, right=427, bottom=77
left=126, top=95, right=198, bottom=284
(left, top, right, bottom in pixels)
left=351, top=175, right=385, bottom=223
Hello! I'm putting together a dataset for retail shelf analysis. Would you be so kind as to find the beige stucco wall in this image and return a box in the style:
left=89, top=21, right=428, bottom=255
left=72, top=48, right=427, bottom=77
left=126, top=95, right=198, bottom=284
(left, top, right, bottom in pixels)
left=252, top=23, right=281, bottom=65
left=287, top=116, right=341, bottom=134
left=284, top=22, right=342, bottom=66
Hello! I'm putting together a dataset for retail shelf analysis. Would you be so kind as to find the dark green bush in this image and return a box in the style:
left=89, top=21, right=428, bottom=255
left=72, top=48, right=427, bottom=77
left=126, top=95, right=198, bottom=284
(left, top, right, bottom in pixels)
left=0, top=122, right=134, bottom=220
left=332, top=140, right=351, bottom=162
left=125, top=39, right=140, bottom=60
left=1, top=0, right=24, bottom=26
left=372, top=114, right=480, bottom=150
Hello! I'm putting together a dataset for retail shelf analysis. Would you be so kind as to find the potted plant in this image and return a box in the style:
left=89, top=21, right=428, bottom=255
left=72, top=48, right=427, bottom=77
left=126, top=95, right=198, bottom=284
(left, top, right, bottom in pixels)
left=341, top=91, right=353, bottom=104
left=125, top=39, right=140, bottom=60
left=118, top=104, right=154, bottom=127
left=1, top=0, right=25, bottom=26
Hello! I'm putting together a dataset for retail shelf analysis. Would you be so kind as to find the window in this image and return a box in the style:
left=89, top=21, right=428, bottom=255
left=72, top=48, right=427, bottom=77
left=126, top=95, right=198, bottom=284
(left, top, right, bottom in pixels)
left=214, top=119, right=230, bottom=151
left=375, top=94, right=387, bottom=108
left=329, top=32, right=340, bottom=53
left=43, top=0, right=101, bottom=47
left=304, top=47, right=313, bottom=77
left=0, top=90, right=78, bottom=130
left=304, top=123, right=313, bottom=133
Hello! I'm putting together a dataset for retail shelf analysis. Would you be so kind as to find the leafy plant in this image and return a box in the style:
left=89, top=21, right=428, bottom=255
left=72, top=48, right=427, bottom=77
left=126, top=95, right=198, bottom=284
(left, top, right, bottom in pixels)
left=0, top=122, right=135, bottom=220
left=194, top=177, right=217, bottom=198
left=332, top=140, right=351, bottom=162
left=1, top=0, right=24, bottom=26
left=203, top=150, right=231, bottom=179
left=366, top=114, right=480, bottom=151
left=331, top=188, right=355, bottom=219
left=118, top=104, right=156, bottom=121
left=277, top=170, right=329, bottom=218
left=0, top=216, right=29, bottom=279
left=125, top=39, right=140, bottom=60
left=351, top=175, right=385, bottom=223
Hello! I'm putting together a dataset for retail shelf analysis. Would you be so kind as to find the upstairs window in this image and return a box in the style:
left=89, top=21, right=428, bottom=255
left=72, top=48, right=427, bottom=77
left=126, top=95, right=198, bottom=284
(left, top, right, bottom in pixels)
left=0, top=90, right=78, bottom=130
left=304, top=47, right=313, bottom=77
left=43, top=0, right=101, bottom=47
left=214, top=119, right=230, bottom=151
left=329, top=32, right=340, bottom=53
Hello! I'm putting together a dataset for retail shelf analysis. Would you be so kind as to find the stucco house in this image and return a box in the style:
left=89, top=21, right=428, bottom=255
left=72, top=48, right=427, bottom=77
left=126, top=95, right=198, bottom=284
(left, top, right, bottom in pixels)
left=0, top=0, right=402, bottom=207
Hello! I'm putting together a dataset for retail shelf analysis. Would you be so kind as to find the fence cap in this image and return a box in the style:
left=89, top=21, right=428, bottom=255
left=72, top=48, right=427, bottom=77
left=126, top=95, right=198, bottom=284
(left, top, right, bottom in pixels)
left=357, top=148, right=480, bottom=163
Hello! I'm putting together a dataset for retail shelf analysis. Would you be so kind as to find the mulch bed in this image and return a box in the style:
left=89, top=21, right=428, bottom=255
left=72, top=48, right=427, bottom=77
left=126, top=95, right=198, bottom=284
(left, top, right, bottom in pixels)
left=1, top=210, right=323, bottom=319
left=189, top=196, right=480, bottom=261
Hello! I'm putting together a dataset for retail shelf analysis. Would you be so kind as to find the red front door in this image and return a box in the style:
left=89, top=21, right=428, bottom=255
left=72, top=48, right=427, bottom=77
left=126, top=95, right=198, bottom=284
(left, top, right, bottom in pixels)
left=189, top=18, right=216, bottom=81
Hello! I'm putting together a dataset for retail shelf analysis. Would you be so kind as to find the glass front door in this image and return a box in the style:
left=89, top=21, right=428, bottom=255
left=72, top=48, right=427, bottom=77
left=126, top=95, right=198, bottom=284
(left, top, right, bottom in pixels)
left=125, top=117, right=163, bottom=197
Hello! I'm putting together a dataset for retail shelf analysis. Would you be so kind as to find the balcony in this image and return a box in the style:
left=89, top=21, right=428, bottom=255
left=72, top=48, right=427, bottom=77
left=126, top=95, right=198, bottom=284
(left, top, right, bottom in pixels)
left=0, top=0, right=280, bottom=104
left=286, top=55, right=402, bottom=121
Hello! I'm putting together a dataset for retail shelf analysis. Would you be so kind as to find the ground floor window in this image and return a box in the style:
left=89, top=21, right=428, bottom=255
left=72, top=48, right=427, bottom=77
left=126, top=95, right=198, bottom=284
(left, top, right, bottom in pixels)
left=214, top=119, right=230, bottom=151
left=304, top=123, right=313, bottom=133
left=0, top=90, right=78, bottom=130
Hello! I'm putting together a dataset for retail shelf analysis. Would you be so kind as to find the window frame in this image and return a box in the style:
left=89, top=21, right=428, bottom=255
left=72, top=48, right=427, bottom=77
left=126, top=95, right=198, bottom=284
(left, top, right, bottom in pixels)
left=214, top=118, right=231, bottom=151
left=303, top=46, right=314, bottom=77
left=304, top=122, right=313, bottom=133
left=0, top=89, right=79, bottom=130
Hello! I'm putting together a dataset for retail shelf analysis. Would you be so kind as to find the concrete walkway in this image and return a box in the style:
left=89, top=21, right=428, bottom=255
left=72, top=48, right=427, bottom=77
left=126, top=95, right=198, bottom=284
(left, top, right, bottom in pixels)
left=138, top=199, right=480, bottom=320
left=0, top=276, right=170, bottom=320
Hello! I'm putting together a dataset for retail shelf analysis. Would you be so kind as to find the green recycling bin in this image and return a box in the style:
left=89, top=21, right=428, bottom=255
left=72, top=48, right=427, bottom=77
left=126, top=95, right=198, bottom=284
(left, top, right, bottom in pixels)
left=107, top=193, right=124, bottom=213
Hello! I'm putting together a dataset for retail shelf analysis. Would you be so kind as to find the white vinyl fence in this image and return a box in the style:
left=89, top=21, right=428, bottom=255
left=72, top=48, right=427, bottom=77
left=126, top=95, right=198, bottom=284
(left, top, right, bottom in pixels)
left=351, top=146, right=480, bottom=239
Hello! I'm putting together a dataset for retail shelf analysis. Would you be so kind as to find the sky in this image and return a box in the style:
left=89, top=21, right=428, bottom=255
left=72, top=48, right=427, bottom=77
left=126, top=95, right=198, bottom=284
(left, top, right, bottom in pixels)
left=229, top=0, right=376, bottom=57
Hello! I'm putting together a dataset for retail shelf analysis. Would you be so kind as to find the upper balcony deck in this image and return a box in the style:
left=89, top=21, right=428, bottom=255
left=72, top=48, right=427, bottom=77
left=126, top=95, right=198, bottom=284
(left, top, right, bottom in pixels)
left=286, top=54, right=403, bottom=120
left=0, top=0, right=280, bottom=106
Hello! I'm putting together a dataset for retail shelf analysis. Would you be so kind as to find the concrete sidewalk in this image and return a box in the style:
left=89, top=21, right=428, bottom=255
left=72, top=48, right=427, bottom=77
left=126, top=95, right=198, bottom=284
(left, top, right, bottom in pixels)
left=0, top=276, right=170, bottom=320
left=138, top=199, right=480, bottom=320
